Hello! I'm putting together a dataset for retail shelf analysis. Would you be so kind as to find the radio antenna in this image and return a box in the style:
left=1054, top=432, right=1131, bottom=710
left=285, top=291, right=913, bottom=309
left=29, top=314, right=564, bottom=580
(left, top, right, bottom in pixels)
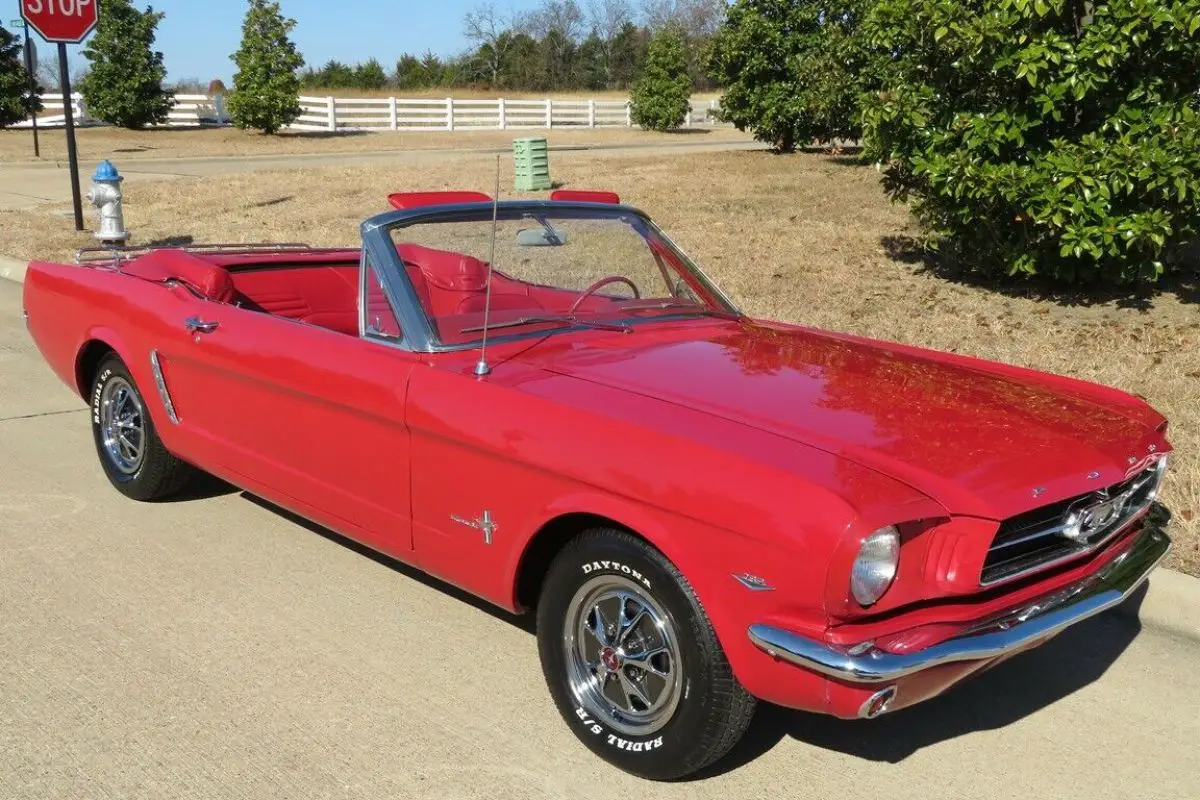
left=474, top=154, right=501, bottom=378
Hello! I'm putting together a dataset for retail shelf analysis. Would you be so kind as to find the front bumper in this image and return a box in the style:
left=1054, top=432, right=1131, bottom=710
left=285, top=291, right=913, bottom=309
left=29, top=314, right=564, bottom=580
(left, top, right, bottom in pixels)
left=748, top=524, right=1170, bottom=687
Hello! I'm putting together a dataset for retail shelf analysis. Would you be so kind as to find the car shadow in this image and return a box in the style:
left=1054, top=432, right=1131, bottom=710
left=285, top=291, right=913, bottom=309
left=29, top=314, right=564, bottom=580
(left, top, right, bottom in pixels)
left=702, top=582, right=1148, bottom=776
left=217, top=489, right=1149, bottom=774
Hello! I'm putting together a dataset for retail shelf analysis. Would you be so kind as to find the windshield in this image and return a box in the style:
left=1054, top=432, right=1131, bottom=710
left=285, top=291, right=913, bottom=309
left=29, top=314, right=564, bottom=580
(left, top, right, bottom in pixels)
left=384, top=208, right=736, bottom=347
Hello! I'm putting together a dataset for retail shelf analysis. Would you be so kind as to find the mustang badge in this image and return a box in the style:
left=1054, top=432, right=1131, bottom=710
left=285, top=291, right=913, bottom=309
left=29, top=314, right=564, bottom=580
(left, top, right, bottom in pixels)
left=1062, top=491, right=1127, bottom=543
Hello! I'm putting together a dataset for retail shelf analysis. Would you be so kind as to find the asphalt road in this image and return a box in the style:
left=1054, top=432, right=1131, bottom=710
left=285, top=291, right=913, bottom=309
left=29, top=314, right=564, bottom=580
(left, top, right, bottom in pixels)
left=1, top=278, right=1198, bottom=800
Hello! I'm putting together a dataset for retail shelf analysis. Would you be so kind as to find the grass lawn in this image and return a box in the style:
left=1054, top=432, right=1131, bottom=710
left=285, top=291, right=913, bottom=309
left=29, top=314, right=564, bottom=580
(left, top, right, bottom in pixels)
left=0, top=125, right=747, bottom=164
left=4, top=147, right=1196, bottom=575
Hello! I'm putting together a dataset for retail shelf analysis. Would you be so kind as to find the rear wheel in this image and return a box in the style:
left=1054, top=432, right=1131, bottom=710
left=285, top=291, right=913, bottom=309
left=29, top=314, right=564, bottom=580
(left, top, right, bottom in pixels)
left=536, top=528, right=756, bottom=780
left=90, top=355, right=193, bottom=501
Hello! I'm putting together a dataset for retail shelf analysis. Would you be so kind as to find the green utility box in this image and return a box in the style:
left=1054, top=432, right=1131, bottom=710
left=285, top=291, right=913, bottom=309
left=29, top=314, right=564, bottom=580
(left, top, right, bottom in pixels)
left=513, top=136, right=552, bottom=192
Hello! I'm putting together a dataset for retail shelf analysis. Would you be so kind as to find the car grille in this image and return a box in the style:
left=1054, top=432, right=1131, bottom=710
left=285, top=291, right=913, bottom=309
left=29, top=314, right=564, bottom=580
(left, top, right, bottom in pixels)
left=980, top=459, right=1166, bottom=586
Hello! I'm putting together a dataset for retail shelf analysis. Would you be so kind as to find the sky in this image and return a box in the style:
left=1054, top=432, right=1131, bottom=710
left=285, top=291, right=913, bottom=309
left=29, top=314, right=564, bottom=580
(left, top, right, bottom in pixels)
left=14, top=0, right=553, bottom=85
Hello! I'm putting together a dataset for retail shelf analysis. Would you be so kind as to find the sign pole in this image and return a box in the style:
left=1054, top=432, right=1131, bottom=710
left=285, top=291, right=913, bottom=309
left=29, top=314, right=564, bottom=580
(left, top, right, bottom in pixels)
left=22, top=19, right=39, bottom=158
left=57, top=42, right=84, bottom=232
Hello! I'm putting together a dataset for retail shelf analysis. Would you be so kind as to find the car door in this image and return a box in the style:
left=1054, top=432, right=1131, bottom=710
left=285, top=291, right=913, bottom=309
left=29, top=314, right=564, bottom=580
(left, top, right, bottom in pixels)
left=153, top=259, right=416, bottom=555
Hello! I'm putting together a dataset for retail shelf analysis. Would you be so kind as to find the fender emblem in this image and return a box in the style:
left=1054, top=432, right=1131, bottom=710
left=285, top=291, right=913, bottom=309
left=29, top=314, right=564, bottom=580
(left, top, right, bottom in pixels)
left=732, top=573, right=774, bottom=591
left=451, top=510, right=497, bottom=545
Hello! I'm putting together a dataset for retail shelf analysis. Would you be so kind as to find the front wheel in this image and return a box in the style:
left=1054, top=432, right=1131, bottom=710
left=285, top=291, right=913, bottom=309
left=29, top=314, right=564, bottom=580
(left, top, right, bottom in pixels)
left=536, top=529, right=756, bottom=780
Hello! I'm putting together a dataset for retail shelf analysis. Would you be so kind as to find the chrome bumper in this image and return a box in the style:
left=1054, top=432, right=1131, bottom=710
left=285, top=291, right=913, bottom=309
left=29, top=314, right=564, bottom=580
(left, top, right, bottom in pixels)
left=748, top=524, right=1171, bottom=684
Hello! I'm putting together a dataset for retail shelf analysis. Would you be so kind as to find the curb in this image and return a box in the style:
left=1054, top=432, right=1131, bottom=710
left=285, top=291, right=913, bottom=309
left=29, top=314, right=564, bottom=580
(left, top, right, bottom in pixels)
left=0, top=247, right=1196, bottom=642
left=0, top=255, right=28, bottom=285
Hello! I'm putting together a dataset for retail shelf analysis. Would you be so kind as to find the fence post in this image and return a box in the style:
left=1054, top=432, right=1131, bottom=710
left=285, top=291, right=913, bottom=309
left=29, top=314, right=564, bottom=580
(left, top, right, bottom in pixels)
left=326, top=96, right=336, bottom=131
left=545, top=98, right=552, bottom=129
left=684, top=100, right=692, bottom=128
left=710, top=98, right=718, bottom=125
left=588, top=99, right=596, bottom=128
left=625, top=101, right=632, bottom=128
left=498, top=97, right=506, bottom=130
left=446, top=97, right=454, bottom=131
left=74, top=92, right=88, bottom=125
left=389, top=97, right=398, bottom=131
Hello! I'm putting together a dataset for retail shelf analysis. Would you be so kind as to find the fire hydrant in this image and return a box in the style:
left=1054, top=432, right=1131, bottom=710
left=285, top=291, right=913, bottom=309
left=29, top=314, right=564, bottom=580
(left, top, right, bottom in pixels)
left=87, top=160, right=130, bottom=244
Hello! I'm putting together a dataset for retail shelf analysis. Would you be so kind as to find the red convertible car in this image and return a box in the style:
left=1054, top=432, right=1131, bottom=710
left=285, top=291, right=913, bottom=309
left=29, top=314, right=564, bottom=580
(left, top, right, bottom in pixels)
left=23, top=190, right=1172, bottom=779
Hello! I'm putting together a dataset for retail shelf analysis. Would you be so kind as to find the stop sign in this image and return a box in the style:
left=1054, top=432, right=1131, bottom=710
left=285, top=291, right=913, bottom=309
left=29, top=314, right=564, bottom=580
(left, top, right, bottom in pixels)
left=20, top=0, right=98, bottom=44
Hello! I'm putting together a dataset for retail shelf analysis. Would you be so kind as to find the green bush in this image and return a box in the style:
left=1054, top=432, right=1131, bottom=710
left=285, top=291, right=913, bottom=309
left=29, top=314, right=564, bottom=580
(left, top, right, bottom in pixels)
left=709, top=0, right=879, bottom=152
left=862, top=0, right=1200, bottom=285
left=228, top=0, right=305, bottom=135
left=0, top=24, right=41, bottom=129
left=77, top=0, right=173, bottom=130
left=630, top=28, right=692, bottom=131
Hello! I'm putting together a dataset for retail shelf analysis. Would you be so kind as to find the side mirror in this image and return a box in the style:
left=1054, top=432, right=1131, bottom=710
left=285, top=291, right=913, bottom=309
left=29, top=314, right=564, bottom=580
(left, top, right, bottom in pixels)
left=517, top=226, right=568, bottom=247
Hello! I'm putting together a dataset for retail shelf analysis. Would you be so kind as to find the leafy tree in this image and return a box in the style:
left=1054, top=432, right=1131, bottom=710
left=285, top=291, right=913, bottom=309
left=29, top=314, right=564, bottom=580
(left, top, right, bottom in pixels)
left=77, top=0, right=172, bottom=129
left=395, top=54, right=433, bottom=89
left=630, top=27, right=692, bottom=130
left=228, top=0, right=304, bottom=135
left=862, top=0, right=1200, bottom=285
left=0, top=24, right=41, bottom=129
left=574, top=34, right=609, bottom=90
left=539, top=28, right=578, bottom=90
left=354, top=58, right=387, bottom=90
left=709, top=0, right=877, bottom=152
left=610, top=22, right=649, bottom=87
left=500, top=33, right=542, bottom=88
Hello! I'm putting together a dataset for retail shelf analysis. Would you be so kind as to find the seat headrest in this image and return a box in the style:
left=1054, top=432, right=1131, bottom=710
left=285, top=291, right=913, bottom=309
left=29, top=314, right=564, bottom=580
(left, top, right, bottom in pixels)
left=122, top=249, right=235, bottom=303
left=396, top=243, right=488, bottom=292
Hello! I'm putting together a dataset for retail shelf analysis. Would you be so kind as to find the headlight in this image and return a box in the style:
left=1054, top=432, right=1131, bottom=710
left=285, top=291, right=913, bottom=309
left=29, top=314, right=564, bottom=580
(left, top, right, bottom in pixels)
left=850, top=525, right=900, bottom=606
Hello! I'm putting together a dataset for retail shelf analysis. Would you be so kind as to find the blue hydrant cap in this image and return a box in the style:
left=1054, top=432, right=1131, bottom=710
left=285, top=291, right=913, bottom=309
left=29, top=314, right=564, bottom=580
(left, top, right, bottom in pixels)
left=93, top=160, right=122, bottom=182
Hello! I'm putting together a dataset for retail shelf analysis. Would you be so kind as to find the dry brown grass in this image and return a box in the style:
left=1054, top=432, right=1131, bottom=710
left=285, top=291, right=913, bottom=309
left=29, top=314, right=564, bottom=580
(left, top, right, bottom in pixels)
left=4, top=148, right=1196, bottom=574
left=0, top=125, right=746, bottom=164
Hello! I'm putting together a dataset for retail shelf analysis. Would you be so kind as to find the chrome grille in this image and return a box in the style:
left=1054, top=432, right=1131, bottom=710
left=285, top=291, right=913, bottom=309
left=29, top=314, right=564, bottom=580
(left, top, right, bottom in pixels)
left=981, top=458, right=1167, bottom=586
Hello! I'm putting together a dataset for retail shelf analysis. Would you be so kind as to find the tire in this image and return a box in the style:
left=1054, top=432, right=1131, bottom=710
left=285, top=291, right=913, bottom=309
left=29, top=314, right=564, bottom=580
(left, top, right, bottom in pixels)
left=90, top=354, right=194, bottom=501
left=536, top=528, right=756, bottom=780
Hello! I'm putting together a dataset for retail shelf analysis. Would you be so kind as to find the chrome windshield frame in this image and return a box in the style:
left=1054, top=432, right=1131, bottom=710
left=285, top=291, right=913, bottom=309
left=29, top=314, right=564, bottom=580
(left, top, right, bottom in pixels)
left=359, top=200, right=742, bottom=354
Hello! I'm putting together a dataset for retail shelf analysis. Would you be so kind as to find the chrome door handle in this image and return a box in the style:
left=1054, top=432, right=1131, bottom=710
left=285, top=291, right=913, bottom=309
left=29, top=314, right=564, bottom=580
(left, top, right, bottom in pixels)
left=184, top=316, right=218, bottom=334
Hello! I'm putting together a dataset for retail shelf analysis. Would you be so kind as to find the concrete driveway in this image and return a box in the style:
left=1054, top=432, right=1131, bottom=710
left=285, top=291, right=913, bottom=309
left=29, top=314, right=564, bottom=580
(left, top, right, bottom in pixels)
left=1, top=278, right=1198, bottom=800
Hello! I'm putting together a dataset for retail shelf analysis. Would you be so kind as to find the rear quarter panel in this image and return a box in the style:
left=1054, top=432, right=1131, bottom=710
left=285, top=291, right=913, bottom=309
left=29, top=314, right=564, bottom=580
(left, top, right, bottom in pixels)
left=23, top=262, right=178, bottom=442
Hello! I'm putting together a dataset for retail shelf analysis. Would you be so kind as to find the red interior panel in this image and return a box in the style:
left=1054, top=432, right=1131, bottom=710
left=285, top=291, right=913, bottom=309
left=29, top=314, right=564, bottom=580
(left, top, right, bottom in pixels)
left=388, top=191, right=492, bottom=210
left=230, top=264, right=361, bottom=336
left=549, top=189, right=621, bottom=204
left=121, top=249, right=236, bottom=303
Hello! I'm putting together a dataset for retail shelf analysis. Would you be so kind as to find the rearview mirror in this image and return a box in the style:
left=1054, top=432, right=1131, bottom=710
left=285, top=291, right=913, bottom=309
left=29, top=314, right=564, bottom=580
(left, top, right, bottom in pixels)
left=516, top=226, right=568, bottom=247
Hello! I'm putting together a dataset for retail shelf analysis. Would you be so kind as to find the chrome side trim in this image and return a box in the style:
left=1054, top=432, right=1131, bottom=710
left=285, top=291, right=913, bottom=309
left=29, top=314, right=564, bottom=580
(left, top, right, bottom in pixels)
left=148, top=350, right=179, bottom=424
left=76, top=242, right=318, bottom=266
left=748, top=523, right=1170, bottom=684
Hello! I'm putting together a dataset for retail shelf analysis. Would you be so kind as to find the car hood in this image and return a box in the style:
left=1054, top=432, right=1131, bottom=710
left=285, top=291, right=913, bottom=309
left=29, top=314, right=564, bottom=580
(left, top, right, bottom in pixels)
left=522, top=320, right=1164, bottom=520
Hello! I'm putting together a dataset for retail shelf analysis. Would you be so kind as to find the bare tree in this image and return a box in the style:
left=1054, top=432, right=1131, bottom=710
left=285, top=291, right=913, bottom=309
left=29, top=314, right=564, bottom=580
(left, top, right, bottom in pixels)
left=587, top=0, right=634, bottom=85
left=464, top=3, right=521, bottom=85
left=641, top=0, right=727, bottom=38
left=524, top=0, right=586, bottom=42
left=588, top=0, right=633, bottom=40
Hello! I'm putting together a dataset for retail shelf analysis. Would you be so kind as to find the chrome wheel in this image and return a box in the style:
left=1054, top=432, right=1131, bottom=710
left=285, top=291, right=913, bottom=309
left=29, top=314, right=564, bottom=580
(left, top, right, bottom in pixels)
left=564, top=575, right=683, bottom=737
left=99, top=377, right=145, bottom=475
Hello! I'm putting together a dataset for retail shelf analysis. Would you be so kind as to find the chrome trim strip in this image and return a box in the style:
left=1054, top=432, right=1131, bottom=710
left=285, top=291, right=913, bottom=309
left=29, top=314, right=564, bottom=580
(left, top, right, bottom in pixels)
left=148, top=350, right=179, bottom=424
left=748, top=524, right=1170, bottom=684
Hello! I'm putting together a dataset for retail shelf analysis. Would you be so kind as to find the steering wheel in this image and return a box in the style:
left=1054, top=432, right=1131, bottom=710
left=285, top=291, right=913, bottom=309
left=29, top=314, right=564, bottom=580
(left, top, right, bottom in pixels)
left=568, top=276, right=640, bottom=313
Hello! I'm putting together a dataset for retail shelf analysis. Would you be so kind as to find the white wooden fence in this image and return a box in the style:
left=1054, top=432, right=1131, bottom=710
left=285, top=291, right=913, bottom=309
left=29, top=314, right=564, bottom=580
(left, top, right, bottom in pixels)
left=13, top=93, right=724, bottom=132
